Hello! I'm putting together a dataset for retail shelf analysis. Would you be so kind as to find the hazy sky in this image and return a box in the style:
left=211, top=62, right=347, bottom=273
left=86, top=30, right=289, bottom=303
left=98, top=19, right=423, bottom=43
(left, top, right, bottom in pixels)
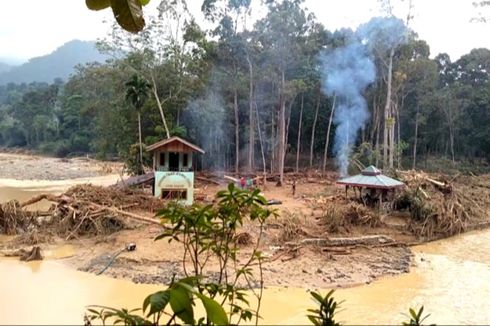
left=0, top=0, right=488, bottom=64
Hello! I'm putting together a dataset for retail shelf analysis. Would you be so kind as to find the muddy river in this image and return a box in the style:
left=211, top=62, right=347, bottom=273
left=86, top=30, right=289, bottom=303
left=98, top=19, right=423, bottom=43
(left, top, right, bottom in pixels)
left=1, top=179, right=490, bottom=325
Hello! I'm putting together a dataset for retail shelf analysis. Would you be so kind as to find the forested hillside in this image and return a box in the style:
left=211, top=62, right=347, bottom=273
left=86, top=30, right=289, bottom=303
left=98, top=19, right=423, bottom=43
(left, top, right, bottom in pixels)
left=0, top=0, right=489, bottom=176
left=0, top=40, right=108, bottom=85
left=0, top=63, right=12, bottom=74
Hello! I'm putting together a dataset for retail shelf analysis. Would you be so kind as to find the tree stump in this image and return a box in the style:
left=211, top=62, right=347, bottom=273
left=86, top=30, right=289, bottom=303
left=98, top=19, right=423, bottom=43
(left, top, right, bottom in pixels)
left=20, top=246, right=43, bottom=262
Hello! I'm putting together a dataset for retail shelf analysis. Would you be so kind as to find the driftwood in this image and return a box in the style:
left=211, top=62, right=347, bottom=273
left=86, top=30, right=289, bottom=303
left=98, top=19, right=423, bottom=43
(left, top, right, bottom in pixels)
left=196, top=176, right=220, bottom=185
left=224, top=175, right=239, bottom=183
left=21, top=194, right=162, bottom=226
left=0, top=184, right=168, bottom=242
left=113, top=172, right=155, bottom=189
left=3, top=246, right=43, bottom=261
left=285, top=235, right=395, bottom=248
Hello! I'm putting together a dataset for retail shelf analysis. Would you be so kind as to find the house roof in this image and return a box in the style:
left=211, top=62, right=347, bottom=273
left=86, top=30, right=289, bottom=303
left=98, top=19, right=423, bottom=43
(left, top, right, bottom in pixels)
left=146, top=136, right=205, bottom=154
left=336, top=165, right=404, bottom=189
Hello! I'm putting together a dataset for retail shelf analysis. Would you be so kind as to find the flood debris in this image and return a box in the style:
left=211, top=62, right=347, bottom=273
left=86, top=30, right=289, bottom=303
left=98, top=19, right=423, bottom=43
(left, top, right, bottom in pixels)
left=0, top=185, right=165, bottom=243
left=395, top=170, right=480, bottom=238
left=3, top=246, right=43, bottom=261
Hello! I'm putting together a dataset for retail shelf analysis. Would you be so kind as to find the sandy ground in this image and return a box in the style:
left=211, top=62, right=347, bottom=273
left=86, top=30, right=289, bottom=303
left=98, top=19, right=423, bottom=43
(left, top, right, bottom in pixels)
left=1, top=152, right=414, bottom=289
left=0, top=152, right=124, bottom=180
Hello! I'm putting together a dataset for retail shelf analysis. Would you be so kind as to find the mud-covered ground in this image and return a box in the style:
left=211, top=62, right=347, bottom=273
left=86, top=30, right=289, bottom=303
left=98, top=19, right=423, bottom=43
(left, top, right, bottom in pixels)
left=0, top=152, right=123, bottom=180
left=7, top=151, right=487, bottom=289
left=65, top=223, right=412, bottom=289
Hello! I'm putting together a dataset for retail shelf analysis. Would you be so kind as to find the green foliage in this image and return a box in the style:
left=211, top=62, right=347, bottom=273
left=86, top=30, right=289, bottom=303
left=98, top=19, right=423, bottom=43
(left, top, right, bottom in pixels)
left=123, top=143, right=151, bottom=175
left=307, top=290, right=343, bottom=326
left=88, top=185, right=276, bottom=325
left=38, top=140, right=70, bottom=157
left=155, top=183, right=276, bottom=324
left=402, top=306, right=435, bottom=326
left=86, top=0, right=149, bottom=33
left=86, top=279, right=227, bottom=325
left=2, top=0, right=489, bottom=173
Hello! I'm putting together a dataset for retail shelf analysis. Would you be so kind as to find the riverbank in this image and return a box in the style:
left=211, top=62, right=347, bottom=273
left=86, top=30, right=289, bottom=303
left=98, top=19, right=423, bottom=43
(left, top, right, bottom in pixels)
left=1, top=152, right=490, bottom=290
left=0, top=152, right=123, bottom=180
left=3, top=229, right=490, bottom=324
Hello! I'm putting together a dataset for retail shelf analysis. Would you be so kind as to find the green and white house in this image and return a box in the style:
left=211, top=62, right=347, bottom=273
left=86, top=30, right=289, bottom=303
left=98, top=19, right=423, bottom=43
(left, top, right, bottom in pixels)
left=147, top=136, right=205, bottom=205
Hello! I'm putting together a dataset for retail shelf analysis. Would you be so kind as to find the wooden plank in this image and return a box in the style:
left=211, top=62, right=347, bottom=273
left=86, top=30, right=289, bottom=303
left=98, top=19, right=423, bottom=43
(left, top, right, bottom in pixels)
left=114, top=172, right=155, bottom=189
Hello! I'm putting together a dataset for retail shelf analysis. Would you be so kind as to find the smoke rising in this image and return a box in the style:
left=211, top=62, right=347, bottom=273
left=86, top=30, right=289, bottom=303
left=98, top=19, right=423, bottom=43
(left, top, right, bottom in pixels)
left=320, top=42, right=375, bottom=176
left=182, top=89, right=227, bottom=171
left=320, top=17, right=407, bottom=176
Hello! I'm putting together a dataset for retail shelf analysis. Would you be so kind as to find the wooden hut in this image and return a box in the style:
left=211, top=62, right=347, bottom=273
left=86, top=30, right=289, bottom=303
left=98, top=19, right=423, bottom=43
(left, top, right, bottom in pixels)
left=336, top=165, right=404, bottom=207
left=147, top=136, right=205, bottom=205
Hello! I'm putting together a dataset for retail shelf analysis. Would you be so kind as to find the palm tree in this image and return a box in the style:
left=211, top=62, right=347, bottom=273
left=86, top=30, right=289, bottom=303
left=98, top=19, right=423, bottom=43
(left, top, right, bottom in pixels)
left=125, top=74, right=151, bottom=172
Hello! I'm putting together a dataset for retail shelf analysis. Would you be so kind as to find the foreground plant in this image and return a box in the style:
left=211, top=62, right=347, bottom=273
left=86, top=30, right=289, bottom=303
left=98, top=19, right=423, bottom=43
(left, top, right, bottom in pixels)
left=86, top=183, right=276, bottom=325
left=85, top=278, right=227, bottom=326
left=307, top=290, right=343, bottom=326
left=402, top=306, right=435, bottom=326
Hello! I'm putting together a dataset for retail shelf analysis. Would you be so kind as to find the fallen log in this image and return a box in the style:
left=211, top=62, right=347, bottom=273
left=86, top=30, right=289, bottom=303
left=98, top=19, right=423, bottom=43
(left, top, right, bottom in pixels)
left=92, top=203, right=162, bottom=226
left=196, top=176, right=220, bottom=185
left=21, top=194, right=71, bottom=208
left=426, top=177, right=452, bottom=194
left=224, top=175, right=239, bottom=183
left=321, top=247, right=351, bottom=255
left=20, top=192, right=162, bottom=226
left=113, top=172, right=155, bottom=189
left=285, top=235, right=395, bottom=248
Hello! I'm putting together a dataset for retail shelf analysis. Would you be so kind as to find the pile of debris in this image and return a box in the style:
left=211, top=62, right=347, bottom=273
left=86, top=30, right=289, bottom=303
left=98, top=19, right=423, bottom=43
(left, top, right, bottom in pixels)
left=396, top=170, right=488, bottom=238
left=0, top=185, right=164, bottom=243
left=312, top=198, right=384, bottom=234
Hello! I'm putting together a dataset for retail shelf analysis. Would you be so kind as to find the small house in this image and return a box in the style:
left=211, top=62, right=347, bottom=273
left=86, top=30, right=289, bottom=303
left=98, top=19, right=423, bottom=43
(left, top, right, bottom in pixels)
left=336, top=165, right=405, bottom=207
left=147, top=136, right=205, bottom=205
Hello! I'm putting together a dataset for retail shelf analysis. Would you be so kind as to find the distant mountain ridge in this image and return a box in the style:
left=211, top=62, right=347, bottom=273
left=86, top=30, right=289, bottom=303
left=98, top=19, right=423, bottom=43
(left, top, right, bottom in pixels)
left=0, top=40, right=108, bottom=85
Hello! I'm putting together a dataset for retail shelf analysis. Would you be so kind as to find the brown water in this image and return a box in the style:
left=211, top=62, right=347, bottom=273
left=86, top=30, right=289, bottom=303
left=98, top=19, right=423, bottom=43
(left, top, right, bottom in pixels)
left=1, top=180, right=490, bottom=324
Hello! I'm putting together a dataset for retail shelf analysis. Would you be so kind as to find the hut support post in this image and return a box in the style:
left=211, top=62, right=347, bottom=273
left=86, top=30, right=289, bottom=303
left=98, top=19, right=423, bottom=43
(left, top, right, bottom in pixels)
left=379, top=193, right=383, bottom=211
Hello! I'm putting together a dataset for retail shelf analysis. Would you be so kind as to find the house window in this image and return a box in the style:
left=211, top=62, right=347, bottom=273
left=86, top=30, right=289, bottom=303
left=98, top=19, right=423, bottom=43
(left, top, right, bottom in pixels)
left=159, top=152, right=166, bottom=166
left=183, top=153, right=188, bottom=168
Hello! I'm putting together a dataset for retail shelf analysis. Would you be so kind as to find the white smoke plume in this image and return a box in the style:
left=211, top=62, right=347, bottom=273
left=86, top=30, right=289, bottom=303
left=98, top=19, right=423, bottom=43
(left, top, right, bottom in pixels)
left=320, top=17, right=407, bottom=176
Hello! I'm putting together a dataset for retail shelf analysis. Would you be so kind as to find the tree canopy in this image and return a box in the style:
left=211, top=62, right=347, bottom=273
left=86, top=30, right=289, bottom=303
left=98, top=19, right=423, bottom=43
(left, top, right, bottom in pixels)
left=1, top=0, right=489, bottom=176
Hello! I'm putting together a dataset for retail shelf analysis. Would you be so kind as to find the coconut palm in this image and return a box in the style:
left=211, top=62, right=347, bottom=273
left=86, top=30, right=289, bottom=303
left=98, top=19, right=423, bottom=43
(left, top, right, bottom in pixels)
left=125, top=74, right=151, bottom=172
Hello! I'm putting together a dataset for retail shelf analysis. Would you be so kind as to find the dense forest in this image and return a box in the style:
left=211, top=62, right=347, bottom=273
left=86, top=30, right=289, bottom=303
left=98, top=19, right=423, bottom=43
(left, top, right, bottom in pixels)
left=0, top=0, right=489, bottom=179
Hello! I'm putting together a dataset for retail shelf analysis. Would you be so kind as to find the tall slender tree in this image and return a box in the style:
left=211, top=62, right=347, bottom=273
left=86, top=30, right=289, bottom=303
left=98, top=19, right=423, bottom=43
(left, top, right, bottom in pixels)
left=125, top=74, right=151, bottom=172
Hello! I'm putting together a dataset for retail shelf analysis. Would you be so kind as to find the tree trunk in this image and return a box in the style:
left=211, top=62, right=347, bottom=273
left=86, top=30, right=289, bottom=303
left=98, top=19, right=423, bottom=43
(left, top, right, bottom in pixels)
left=389, top=101, right=397, bottom=169
left=284, top=96, right=296, bottom=162
left=234, top=87, right=240, bottom=173
left=255, top=102, right=267, bottom=189
left=150, top=76, right=170, bottom=139
left=295, top=94, right=304, bottom=173
left=247, top=55, right=255, bottom=173
left=443, top=93, right=456, bottom=165
left=270, top=109, right=275, bottom=174
left=322, top=93, right=336, bottom=173
left=383, top=48, right=395, bottom=169
left=137, top=112, right=143, bottom=171
left=309, top=92, right=320, bottom=168
left=375, top=104, right=381, bottom=168
left=412, top=108, right=419, bottom=169
left=397, top=95, right=403, bottom=169
left=277, top=70, right=286, bottom=186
